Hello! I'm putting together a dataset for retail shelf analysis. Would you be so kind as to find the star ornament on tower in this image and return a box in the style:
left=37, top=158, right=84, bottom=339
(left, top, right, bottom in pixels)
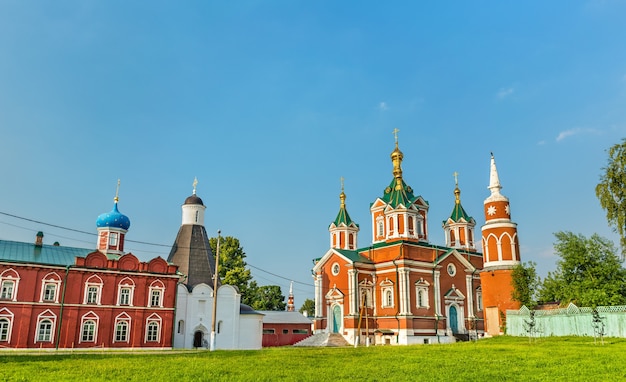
left=487, top=205, right=497, bottom=216
left=505, top=204, right=510, bottom=215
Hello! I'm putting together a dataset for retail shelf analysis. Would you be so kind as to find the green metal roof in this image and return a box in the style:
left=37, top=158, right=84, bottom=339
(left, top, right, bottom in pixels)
left=447, top=202, right=473, bottom=223
left=332, top=205, right=358, bottom=227
left=334, top=249, right=372, bottom=263
left=381, top=178, right=418, bottom=208
left=0, top=239, right=94, bottom=267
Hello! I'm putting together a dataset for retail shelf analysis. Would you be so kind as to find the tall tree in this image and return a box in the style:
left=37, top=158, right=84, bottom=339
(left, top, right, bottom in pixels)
left=299, top=298, right=315, bottom=317
left=595, top=138, right=626, bottom=260
left=250, top=285, right=286, bottom=311
left=209, top=235, right=255, bottom=306
left=538, top=231, right=626, bottom=307
left=511, top=261, right=539, bottom=308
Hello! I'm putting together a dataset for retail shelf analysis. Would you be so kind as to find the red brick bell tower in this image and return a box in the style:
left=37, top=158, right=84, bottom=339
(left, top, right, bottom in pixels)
left=479, top=153, right=521, bottom=336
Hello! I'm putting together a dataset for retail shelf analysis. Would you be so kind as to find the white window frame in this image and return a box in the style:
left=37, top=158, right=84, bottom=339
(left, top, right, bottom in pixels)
left=0, top=308, right=14, bottom=343
left=145, top=314, right=162, bottom=343
left=359, top=279, right=375, bottom=309
left=476, top=287, right=483, bottom=312
left=83, top=275, right=103, bottom=305
left=148, top=280, right=165, bottom=308
left=35, top=310, right=56, bottom=344
left=40, top=272, right=62, bottom=303
left=1, top=280, right=15, bottom=300
left=109, top=232, right=118, bottom=247
left=0, top=269, right=19, bottom=301
left=81, top=320, right=96, bottom=343
left=113, top=312, right=132, bottom=343
left=117, top=278, right=135, bottom=306
left=379, top=278, right=394, bottom=309
left=415, top=278, right=430, bottom=309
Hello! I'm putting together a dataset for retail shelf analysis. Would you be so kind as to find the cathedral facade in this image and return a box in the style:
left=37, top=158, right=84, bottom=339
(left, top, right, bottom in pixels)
left=312, top=135, right=521, bottom=345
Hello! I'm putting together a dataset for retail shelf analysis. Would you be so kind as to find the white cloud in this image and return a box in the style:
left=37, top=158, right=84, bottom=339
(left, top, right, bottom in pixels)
left=378, top=101, right=389, bottom=111
left=537, top=140, right=546, bottom=145
left=497, top=87, right=514, bottom=99
left=556, top=128, right=599, bottom=142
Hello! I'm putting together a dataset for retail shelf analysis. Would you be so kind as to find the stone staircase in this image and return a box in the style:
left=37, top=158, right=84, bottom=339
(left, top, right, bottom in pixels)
left=293, top=332, right=350, bottom=347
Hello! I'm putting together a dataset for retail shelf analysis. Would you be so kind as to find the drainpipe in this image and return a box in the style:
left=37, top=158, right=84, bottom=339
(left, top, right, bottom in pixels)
left=55, top=265, right=71, bottom=350
left=172, top=277, right=181, bottom=349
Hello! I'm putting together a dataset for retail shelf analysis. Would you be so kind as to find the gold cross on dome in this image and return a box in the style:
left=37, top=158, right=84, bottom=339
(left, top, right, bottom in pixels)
left=192, top=177, right=198, bottom=194
left=114, top=179, right=121, bottom=202
left=340, top=176, right=344, bottom=192
left=453, top=171, right=459, bottom=186
left=392, top=128, right=400, bottom=143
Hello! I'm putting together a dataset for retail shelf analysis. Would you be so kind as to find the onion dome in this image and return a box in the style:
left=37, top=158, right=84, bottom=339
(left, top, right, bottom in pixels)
left=96, top=202, right=131, bottom=230
left=184, top=195, right=204, bottom=206
left=185, top=176, right=204, bottom=205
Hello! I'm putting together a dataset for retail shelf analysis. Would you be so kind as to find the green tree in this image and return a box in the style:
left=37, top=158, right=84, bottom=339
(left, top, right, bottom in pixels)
left=299, top=298, right=315, bottom=317
left=250, top=285, right=286, bottom=311
left=209, top=235, right=255, bottom=306
left=511, top=261, right=539, bottom=308
left=595, top=138, right=626, bottom=260
left=538, top=231, right=626, bottom=307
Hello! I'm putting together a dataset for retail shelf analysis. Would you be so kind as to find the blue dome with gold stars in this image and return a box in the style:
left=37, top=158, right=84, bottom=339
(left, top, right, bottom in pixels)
left=96, top=203, right=131, bottom=230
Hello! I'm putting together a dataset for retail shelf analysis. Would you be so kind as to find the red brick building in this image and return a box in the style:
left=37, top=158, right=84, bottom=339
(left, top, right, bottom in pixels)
left=0, top=196, right=180, bottom=350
left=261, top=311, right=312, bottom=347
left=312, top=134, right=521, bottom=345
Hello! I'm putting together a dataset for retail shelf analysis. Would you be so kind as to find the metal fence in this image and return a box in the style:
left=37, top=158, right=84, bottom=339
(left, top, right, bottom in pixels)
left=507, top=303, right=626, bottom=337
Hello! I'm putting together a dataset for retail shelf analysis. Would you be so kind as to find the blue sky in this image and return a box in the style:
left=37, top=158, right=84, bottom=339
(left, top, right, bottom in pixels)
left=1, top=1, right=625, bottom=307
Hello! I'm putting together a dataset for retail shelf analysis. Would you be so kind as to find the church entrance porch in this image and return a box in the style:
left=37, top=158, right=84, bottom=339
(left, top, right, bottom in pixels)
left=193, top=331, right=205, bottom=348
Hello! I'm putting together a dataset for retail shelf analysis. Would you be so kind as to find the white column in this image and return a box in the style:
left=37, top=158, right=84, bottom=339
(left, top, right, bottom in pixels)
left=398, top=269, right=410, bottom=315
left=314, top=274, right=322, bottom=317
left=434, top=270, right=441, bottom=316
left=348, top=269, right=357, bottom=315
left=465, top=275, right=474, bottom=318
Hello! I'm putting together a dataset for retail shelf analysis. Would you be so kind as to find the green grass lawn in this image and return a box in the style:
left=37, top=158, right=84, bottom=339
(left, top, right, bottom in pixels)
left=1, top=336, right=625, bottom=381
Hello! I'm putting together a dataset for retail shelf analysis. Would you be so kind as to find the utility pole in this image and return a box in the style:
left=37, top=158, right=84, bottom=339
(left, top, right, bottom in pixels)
left=210, top=230, right=221, bottom=351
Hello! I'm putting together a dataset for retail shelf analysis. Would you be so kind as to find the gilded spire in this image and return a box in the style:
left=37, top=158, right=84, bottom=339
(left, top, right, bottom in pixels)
left=114, top=179, right=121, bottom=203
left=446, top=172, right=473, bottom=223
left=453, top=171, right=461, bottom=205
left=391, top=128, right=404, bottom=190
left=339, top=176, right=346, bottom=208
left=333, top=176, right=354, bottom=226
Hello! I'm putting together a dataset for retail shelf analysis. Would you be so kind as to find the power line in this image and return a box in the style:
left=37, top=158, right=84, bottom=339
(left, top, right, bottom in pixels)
left=0, top=210, right=315, bottom=288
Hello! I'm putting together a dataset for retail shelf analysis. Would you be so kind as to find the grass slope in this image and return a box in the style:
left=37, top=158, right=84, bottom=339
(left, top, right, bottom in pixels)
left=1, top=336, right=625, bottom=381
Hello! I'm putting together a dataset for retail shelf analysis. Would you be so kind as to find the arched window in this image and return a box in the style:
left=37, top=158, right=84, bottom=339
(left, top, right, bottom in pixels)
left=84, top=275, right=103, bottom=305
left=0, top=318, right=10, bottom=342
left=380, top=279, right=394, bottom=308
left=148, top=280, right=165, bottom=307
left=384, top=289, right=393, bottom=307
left=0, top=269, right=19, bottom=301
left=415, top=278, right=430, bottom=309
left=37, top=319, right=53, bottom=342
left=81, top=320, right=96, bottom=342
left=117, top=278, right=135, bottom=306
left=146, top=322, right=159, bottom=342
left=378, top=221, right=384, bottom=237
left=177, top=320, right=185, bottom=334
left=115, top=321, right=129, bottom=342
